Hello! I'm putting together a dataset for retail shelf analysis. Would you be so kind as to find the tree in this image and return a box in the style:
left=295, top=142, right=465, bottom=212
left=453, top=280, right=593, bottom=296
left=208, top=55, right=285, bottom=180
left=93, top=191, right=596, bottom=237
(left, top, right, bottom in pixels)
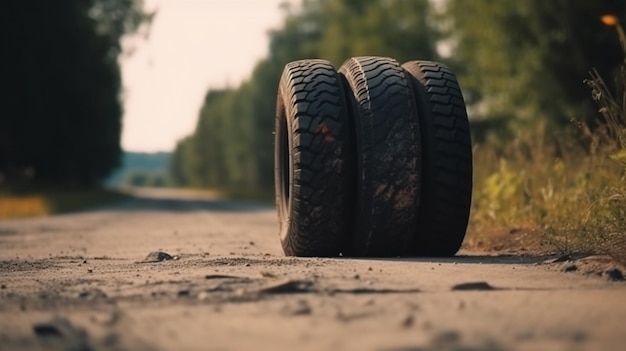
left=170, top=0, right=437, bottom=194
left=444, top=0, right=626, bottom=136
left=0, top=0, right=152, bottom=187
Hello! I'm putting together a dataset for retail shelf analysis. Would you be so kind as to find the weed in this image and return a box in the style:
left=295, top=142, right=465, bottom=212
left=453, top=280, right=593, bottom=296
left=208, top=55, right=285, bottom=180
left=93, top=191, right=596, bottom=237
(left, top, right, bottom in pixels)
left=466, top=17, right=626, bottom=265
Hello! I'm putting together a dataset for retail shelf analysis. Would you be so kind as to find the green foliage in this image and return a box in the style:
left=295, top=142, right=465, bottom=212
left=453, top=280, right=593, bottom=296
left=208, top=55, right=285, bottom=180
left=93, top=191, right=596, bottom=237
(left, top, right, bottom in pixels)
left=468, top=132, right=622, bottom=251
left=168, top=0, right=626, bottom=259
left=444, top=0, right=626, bottom=136
left=169, top=0, right=437, bottom=195
left=0, top=0, right=152, bottom=187
left=469, top=22, right=626, bottom=262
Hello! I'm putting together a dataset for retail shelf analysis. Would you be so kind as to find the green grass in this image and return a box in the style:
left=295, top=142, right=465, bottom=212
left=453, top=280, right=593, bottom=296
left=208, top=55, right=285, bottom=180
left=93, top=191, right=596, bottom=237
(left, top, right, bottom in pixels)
left=467, top=25, right=626, bottom=264
left=467, top=129, right=625, bottom=257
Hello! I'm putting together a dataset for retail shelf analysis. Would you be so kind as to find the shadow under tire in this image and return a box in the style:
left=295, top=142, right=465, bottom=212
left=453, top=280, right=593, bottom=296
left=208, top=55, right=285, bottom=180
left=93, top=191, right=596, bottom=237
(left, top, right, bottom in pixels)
left=339, top=56, right=421, bottom=257
left=275, top=59, right=354, bottom=257
left=402, top=61, right=473, bottom=257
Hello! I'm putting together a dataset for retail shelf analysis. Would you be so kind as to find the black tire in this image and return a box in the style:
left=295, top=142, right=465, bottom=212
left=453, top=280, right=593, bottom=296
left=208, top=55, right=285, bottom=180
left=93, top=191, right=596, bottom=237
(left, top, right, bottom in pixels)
left=275, top=59, right=354, bottom=257
left=339, top=56, right=421, bottom=257
left=402, top=61, right=473, bottom=256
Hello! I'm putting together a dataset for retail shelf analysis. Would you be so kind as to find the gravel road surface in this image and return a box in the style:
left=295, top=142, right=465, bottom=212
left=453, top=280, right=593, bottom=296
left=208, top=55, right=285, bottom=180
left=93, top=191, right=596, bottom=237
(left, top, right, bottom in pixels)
left=1, top=189, right=625, bottom=351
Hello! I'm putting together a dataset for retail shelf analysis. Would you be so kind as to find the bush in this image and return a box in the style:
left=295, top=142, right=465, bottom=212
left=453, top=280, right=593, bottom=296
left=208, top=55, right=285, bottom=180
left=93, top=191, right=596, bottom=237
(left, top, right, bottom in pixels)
left=466, top=16, right=626, bottom=264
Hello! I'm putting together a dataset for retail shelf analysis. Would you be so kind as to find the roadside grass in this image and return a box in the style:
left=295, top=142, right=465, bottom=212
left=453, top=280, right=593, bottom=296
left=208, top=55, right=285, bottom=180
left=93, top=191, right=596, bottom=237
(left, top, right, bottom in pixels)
left=0, top=187, right=129, bottom=219
left=466, top=21, right=626, bottom=264
left=466, top=130, right=625, bottom=258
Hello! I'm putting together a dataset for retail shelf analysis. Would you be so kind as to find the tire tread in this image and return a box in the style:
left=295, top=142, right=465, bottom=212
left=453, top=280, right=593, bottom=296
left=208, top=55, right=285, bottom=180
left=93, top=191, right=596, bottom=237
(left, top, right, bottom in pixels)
left=402, top=60, right=473, bottom=256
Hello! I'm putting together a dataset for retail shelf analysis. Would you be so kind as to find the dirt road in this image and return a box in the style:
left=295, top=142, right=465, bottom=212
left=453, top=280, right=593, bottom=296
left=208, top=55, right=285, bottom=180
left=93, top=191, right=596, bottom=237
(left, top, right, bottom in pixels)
left=1, top=189, right=625, bottom=351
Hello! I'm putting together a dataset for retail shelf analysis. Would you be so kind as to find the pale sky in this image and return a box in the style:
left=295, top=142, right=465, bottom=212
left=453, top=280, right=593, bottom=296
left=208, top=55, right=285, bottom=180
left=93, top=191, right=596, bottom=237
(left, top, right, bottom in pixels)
left=121, top=0, right=293, bottom=152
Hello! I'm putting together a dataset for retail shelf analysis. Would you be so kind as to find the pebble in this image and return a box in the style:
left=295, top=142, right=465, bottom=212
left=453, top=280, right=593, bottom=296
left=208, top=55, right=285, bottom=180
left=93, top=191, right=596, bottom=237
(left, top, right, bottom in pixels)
left=604, top=268, right=624, bottom=281
left=562, top=264, right=578, bottom=272
left=141, top=251, right=174, bottom=263
left=258, top=279, right=314, bottom=294
left=197, top=291, right=211, bottom=301
left=281, top=300, right=312, bottom=316
left=33, top=316, right=89, bottom=348
left=401, top=314, right=414, bottom=328
left=177, top=290, right=191, bottom=298
left=451, top=282, right=495, bottom=291
left=78, top=289, right=107, bottom=300
left=544, top=254, right=572, bottom=264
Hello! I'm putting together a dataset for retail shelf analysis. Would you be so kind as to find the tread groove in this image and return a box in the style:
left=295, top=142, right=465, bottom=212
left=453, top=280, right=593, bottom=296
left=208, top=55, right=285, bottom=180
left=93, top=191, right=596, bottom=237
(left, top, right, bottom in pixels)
left=402, top=60, right=473, bottom=257
left=339, top=56, right=421, bottom=257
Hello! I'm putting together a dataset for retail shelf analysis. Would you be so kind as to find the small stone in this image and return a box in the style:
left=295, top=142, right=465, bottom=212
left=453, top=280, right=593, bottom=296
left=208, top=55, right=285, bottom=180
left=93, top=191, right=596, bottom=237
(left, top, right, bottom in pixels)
left=433, top=330, right=461, bottom=345
left=177, top=290, right=191, bottom=298
left=451, top=282, right=495, bottom=291
left=354, top=274, right=360, bottom=280
left=258, top=279, right=314, bottom=294
left=90, top=310, right=121, bottom=326
left=197, top=291, right=210, bottom=301
left=604, top=268, right=624, bottom=281
left=78, top=289, right=107, bottom=299
left=368, top=267, right=373, bottom=271
left=281, top=300, right=312, bottom=316
left=87, top=269, right=93, bottom=273
left=562, top=264, right=578, bottom=272
left=1, top=284, right=6, bottom=289
left=33, top=317, right=88, bottom=345
left=141, top=251, right=173, bottom=263
left=205, top=274, right=245, bottom=280
left=401, top=315, right=414, bottom=328
left=544, top=254, right=572, bottom=264
left=260, top=271, right=276, bottom=278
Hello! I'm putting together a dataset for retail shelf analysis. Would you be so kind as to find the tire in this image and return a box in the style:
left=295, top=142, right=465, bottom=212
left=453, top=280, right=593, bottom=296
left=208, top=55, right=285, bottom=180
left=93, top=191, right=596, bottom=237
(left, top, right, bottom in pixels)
left=402, top=61, right=473, bottom=256
left=339, top=56, right=421, bottom=257
left=275, top=59, right=354, bottom=257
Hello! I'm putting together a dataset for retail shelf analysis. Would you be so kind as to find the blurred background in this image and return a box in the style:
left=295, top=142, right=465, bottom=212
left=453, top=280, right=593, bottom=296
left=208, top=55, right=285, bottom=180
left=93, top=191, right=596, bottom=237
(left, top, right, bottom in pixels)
left=1, top=0, right=625, bottom=258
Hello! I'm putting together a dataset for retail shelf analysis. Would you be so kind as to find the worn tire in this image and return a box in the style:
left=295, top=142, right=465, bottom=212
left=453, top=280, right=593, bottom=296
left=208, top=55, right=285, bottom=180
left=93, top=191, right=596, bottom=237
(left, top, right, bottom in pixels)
left=275, top=59, right=354, bottom=257
left=402, top=61, right=473, bottom=256
left=339, top=56, right=421, bottom=257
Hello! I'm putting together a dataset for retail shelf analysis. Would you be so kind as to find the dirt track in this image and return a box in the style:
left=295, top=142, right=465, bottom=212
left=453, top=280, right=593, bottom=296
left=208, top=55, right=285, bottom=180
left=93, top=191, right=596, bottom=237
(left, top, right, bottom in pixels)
left=1, top=189, right=625, bottom=351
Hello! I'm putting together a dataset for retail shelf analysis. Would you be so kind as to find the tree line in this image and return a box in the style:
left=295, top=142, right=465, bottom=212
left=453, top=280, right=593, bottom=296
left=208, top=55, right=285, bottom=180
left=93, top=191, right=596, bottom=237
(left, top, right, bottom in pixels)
left=0, top=0, right=151, bottom=188
left=169, top=0, right=625, bottom=196
left=169, top=0, right=438, bottom=195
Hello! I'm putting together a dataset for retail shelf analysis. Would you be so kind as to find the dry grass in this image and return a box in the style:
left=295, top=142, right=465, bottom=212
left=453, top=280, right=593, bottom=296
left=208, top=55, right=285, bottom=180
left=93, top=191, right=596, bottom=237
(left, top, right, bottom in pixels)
left=467, top=23, right=626, bottom=264
left=0, top=188, right=128, bottom=219
left=466, top=128, right=626, bottom=261
left=0, top=195, right=49, bottom=219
